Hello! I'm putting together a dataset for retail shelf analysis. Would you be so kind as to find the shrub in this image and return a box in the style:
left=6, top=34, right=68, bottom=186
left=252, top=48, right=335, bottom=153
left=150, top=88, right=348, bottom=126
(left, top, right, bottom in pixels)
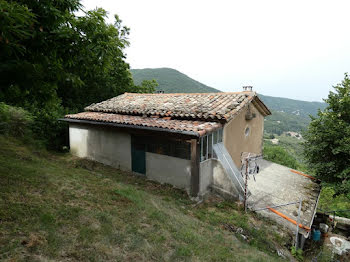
left=318, top=186, right=350, bottom=218
left=30, top=104, right=69, bottom=150
left=291, top=246, right=304, bottom=261
left=0, top=102, right=33, bottom=137
left=263, top=144, right=299, bottom=169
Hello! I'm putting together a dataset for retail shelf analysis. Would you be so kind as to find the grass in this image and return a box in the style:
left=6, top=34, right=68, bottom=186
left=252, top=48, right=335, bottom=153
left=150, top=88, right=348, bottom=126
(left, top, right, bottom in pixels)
left=0, top=135, right=289, bottom=261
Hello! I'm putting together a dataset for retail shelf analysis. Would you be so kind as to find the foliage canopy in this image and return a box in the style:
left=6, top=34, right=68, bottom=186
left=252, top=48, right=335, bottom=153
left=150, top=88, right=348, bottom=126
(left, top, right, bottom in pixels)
left=303, top=74, right=350, bottom=195
left=0, top=0, right=152, bottom=148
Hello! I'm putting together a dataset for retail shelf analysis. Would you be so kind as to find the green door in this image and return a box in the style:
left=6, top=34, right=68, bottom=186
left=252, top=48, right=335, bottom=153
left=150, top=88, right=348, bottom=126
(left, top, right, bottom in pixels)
left=131, top=141, right=146, bottom=175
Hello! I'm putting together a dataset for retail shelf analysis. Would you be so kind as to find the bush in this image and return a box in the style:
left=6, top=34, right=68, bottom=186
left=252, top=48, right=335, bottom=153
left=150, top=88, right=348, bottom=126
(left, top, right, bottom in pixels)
left=0, top=102, right=33, bottom=137
left=263, top=144, right=299, bottom=169
left=318, top=186, right=350, bottom=218
left=30, top=102, right=69, bottom=150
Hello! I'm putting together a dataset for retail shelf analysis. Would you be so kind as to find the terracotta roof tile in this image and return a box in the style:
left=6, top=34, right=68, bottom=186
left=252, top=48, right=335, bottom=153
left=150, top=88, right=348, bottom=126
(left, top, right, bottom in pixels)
left=65, top=112, right=222, bottom=136
left=85, top=92, right=270, bottom=122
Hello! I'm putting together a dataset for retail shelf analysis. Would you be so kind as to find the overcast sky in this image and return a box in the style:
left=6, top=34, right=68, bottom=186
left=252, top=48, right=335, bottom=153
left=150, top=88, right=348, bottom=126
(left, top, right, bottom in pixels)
left=82, top=0, right=350, bottom=101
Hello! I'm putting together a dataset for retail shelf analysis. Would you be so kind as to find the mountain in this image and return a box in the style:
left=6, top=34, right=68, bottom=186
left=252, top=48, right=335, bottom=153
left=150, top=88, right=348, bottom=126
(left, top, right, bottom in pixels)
left=258, top=94, right=326, bottom=119
left=131, top=68, right=219, bottom=93
left=131, top=68, right=327, bottom=134
left=257, top=95, right=326, bottom=134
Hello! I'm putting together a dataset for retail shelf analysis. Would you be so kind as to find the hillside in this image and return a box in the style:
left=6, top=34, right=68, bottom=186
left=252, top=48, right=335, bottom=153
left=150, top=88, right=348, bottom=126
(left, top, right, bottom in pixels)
left=131, top=68, right=220, bottom=93
left=131, top=68, right=327, bottom=134
left=0, top=136, right=289, bottom=261
left=264, top=111, right=311, bottom=135
left=258, top=94, right=326, bottom=119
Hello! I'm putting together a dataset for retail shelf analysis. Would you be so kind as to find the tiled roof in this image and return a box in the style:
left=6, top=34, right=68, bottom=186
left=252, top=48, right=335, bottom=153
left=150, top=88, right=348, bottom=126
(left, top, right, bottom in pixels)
left=65, top=112, right=222, bottom=136
left=85, top=92, right=271, bottom=122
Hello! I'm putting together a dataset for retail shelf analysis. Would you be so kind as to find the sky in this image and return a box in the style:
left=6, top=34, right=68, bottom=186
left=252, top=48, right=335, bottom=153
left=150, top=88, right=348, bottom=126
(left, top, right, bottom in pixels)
left=81, top=0, right=350, bottom=102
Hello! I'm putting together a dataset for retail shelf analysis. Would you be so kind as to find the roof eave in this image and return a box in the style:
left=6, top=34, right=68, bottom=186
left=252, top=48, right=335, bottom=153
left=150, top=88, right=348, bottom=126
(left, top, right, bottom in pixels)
left=60, top=118, right=203, bottom=137
left=252, top=96, right=272, bottom=116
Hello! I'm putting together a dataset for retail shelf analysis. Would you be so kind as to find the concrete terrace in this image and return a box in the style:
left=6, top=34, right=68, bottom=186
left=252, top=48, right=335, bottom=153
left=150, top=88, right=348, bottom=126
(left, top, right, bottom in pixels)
left=247, top=160, right=321, bottom=237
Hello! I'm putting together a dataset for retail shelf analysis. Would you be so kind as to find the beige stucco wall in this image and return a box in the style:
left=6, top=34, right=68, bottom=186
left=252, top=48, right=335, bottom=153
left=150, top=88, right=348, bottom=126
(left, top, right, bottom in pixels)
left=223, top=104, right=264, bottom=167
left=69, top=123, right=132, bottom=171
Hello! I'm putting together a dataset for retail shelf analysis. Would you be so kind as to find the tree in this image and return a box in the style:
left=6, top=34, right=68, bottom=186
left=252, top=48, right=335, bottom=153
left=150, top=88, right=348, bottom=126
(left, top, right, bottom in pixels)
left=303, top=73, right=350, bottom=195
left=0, top=1, right=148, bottom=148
left=136, top=79, right=158, bottom=93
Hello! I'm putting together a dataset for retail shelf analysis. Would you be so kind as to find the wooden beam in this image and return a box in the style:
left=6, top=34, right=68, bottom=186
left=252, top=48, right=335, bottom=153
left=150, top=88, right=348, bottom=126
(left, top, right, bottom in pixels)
left=191, top=138, right=200, bottom=197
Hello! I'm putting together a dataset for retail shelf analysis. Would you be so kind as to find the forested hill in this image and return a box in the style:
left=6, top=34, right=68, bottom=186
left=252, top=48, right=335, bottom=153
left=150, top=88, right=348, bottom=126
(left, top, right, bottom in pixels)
left=131, top=67, right=327, bottom=134
left=258, top=95, right=327, bottom=134
left=258, top=94, right=327, bottom=119
left=131, top=68, right=220, bottom=93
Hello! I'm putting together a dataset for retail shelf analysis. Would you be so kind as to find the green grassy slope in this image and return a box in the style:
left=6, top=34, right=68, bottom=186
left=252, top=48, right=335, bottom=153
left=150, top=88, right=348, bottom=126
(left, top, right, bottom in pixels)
left=131, top=68, right=327, bottom=134
left=131, top=68, right=220, bottom=93
left=0, top=136, right=288, bottom=261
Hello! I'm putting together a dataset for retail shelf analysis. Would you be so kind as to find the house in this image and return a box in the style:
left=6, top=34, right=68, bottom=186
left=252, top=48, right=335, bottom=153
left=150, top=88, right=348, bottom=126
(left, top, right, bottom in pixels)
left=63, top=90, right=321, bottom=246
left=63, top=90, right=271, bottom=199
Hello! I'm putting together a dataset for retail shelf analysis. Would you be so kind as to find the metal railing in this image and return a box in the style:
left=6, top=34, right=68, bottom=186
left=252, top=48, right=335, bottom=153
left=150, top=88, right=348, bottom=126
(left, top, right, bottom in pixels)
left=213, top=142, right=247, bottom=198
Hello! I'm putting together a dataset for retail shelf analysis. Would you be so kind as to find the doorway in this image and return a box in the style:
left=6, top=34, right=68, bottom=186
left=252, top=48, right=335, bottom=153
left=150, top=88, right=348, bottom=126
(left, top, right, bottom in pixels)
left=131, top=139, right=146, bottom=175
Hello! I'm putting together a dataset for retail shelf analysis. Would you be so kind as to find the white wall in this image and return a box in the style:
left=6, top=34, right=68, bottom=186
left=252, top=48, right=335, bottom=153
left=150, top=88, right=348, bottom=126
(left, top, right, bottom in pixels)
left=69, top=124, right=89, bottom=158
left=69, top=123, right=131, bottom=171
left=146, top=152, right=191, bottom=192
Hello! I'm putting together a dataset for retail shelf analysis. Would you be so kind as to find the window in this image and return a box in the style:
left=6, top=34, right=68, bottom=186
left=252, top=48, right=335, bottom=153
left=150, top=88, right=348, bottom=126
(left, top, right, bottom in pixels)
left=200, top=135, right=207, bottom=161
left=218, top=129, right=223, bottom=143
left=144, top=137, right=191, bottom=160
left=200, top=128, right=223, bottom=162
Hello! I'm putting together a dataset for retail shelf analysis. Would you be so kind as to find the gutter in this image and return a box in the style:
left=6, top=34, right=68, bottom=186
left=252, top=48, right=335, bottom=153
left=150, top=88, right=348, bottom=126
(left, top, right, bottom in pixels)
left=59, top=118, right=200, bottom=137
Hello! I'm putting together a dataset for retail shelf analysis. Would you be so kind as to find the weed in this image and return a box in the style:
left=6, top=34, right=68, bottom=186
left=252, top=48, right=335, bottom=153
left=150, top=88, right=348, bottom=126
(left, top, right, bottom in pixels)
left=291, top=246, right=304, bottom=261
